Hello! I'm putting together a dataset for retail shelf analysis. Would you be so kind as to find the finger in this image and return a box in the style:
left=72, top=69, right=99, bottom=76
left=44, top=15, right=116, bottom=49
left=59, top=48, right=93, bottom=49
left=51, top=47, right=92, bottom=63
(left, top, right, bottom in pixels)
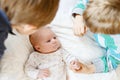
left=73, top=25, right=82, bottom=36
left=81, top=26, right=85, bottom=34
left=42, top=72, right=50, bottom=77
left=70, top=61, right=75, bottom=65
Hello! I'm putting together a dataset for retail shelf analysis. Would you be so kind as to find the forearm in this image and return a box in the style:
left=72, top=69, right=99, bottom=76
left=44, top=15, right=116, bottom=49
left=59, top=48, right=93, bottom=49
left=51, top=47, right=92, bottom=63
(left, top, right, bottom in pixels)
left=73, top=14, right=84, bottom=24
left=92, top=56, right=109, bottom=73
left=62, top=49, right=77, bottom=65
left=25, top=55, right=39, bottom=79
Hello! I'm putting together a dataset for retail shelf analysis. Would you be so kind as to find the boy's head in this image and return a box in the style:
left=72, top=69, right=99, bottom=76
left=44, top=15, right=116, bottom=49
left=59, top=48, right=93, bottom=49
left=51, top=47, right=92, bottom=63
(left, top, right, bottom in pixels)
left=0, top=0, right=59, bottom=35
left=83, top=0, right=120, bottom=34
left=29, top=27, right=61, bottom=53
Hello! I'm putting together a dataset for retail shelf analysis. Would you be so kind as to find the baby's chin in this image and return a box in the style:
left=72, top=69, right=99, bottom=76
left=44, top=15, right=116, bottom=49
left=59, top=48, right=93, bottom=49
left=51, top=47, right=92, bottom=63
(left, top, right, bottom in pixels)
left=48, top=46, right=61, bottom=53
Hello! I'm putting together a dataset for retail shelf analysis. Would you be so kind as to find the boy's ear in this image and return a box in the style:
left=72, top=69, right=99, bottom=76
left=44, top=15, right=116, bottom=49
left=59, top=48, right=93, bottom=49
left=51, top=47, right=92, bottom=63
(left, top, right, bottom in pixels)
left=12, top=24, right=37, bottom=34
left=22, top=24, right=37, bottom=31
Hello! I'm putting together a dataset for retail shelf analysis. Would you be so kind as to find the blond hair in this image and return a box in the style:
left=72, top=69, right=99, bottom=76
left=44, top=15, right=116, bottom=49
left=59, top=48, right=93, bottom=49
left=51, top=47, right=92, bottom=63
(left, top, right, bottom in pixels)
left=0, top=0, right=59, bottom=28
left=83, top=0, right=120, bottom=34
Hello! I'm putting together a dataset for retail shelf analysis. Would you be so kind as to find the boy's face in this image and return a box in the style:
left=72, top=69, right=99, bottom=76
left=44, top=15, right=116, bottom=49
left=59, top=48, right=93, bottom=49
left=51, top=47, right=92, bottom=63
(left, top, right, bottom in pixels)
left=36, top=29, right=61, bottom=53
left=13, top=24, right=38, bottom=35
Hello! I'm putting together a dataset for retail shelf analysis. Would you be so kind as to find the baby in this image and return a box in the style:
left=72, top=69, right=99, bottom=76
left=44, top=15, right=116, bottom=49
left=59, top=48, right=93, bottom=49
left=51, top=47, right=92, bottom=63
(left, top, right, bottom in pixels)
left=25, top=27, right=85, bottom=80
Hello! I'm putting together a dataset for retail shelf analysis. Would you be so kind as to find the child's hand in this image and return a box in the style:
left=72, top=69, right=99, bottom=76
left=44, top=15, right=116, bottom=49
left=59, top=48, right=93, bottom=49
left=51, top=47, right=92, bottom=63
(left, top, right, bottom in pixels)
left=73, top=15, right=88, bottom=36
left=37, top=69, right=50, bottom=79
left=70, top=61, right=95, bottom=74
left=69, top=60, right=82, bottom=72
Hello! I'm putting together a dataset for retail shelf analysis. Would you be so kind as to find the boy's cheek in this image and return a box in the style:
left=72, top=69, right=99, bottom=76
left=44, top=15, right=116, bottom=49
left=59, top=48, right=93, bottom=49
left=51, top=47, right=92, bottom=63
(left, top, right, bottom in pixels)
left=12, top=24, right=38, bottom=35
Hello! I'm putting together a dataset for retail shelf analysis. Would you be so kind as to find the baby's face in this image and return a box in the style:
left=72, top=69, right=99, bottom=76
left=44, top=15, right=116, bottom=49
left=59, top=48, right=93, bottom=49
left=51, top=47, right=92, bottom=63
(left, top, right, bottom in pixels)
left=37, top=29, right=61, bottom=53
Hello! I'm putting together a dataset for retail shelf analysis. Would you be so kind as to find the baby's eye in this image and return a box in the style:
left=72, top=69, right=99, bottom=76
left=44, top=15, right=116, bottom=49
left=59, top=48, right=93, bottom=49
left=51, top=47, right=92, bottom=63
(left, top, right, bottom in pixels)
left=53, top=36, right=56, bottom=39
left=47, top=40, right=51, bottom=42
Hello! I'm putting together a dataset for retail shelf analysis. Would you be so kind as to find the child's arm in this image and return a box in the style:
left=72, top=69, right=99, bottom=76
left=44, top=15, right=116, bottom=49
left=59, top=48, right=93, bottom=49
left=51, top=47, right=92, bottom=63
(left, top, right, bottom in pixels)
left=62, top=49, right=84, bottom=71
left=92, top=56, right=109, bottom=73
left=71, top=56, right=109, bottom=74
left=25, top=53, right=50, bottom=79
left=25, top=54, right=40, bottom=79
left=62, top=49, right=95, bottom=73
left=72, top=0, right=89, bottom=36
left=69, top=60, right=96, bottom=74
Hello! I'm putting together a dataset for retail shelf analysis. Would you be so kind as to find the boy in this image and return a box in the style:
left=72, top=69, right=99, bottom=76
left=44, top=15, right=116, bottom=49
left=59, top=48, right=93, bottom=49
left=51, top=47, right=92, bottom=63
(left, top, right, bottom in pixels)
left=72, top=0, right=120, bottom=73
left=83, top=0, right=120, bottom=73
left=0, top=0, right=59, bottom=59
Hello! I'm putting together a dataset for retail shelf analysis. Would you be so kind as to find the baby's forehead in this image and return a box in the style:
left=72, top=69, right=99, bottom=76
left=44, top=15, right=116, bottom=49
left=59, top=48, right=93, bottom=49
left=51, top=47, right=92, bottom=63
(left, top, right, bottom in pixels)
left=40, top=31, right=55, bottom=39
left=38, top=30, right=54, bottom=39
left=39, top=27, right=55, bottom=35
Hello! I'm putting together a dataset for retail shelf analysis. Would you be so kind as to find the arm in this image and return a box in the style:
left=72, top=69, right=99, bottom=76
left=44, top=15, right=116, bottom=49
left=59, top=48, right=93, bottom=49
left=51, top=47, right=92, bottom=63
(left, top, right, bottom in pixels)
left=61, top=49, right=78, bottom=65
left=91, top=56, right=109, bottom=73
left=25, top=53, right=40, bottom=79
left=61, top=49, right=82, bottom=71
left=72, top=0, right=89, bottom=36
left=25, top=52, right=50, bottom=79
left=62, top=49, right=95, bottom=73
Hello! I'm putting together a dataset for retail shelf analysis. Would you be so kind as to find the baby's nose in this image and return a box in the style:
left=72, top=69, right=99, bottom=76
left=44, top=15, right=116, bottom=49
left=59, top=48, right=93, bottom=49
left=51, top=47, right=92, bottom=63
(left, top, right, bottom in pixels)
left=52, top=39, right=57, bottom=43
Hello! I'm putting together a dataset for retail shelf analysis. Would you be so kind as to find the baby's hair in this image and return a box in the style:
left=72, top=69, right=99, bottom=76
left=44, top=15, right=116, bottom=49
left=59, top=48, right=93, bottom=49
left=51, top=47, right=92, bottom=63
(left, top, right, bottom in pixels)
left=29, top=30, right=40, bottom=51
left=0, top=0, right=59, bottom=28
left=83, top=0, right=120, bottom=34
left=29, top=27, right=50, bottom=51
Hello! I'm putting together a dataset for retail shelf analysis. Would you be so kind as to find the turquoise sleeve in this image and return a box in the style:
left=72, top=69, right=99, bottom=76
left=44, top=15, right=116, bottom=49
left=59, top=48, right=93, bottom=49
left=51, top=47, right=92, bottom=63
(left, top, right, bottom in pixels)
left=72, top=0, right=89, bottom=15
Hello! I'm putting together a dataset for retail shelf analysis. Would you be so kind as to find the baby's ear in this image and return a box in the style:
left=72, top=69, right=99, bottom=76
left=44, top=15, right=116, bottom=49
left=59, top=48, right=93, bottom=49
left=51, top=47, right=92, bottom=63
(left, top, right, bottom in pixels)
left=34, top=45, right=40, bottom=51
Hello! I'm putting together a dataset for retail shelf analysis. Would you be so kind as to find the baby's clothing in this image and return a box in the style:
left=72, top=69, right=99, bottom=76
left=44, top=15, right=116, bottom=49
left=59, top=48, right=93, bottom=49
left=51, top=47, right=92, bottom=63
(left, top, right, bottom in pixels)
left=25, top=48, right=76, bottom=80
left=92, top=34, right=120, bottom=72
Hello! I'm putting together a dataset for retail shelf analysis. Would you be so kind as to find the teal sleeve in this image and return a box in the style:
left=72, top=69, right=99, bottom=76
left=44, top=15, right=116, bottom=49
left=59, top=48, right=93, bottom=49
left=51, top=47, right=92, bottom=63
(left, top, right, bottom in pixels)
left=101, top=56, right=109, bottom=72
left=72, top=0, right=89, bottom=15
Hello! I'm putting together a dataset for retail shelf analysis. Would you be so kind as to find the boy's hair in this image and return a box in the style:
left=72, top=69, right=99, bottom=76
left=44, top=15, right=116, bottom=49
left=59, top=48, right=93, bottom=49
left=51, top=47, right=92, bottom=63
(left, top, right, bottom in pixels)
left=83, top=0, right=120, bottom=34
left=0, top=0, right=59, bottom=28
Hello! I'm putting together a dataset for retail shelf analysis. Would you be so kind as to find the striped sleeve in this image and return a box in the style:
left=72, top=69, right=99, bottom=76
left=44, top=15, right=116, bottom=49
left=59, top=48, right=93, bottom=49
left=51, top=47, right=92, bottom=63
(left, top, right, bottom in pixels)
left=72, top=0, right=89, bottom=16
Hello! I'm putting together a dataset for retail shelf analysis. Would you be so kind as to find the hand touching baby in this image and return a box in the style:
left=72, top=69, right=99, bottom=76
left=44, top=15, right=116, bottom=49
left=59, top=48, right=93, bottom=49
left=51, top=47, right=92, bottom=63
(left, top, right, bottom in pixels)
left=69, top=60, right=95, bottom=74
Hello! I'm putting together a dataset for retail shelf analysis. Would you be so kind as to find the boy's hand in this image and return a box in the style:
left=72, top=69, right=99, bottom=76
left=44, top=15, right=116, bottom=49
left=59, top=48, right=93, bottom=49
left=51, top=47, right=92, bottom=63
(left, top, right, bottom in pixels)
left=37, top=69, right=50, bottom=79
left=73, top=15, right=88, bottom=36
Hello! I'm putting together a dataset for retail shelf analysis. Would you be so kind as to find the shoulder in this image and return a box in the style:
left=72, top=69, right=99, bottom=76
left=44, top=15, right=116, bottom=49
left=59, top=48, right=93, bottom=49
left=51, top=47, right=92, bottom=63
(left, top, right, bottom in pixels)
left=29, top=51, right=40, bottom=58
